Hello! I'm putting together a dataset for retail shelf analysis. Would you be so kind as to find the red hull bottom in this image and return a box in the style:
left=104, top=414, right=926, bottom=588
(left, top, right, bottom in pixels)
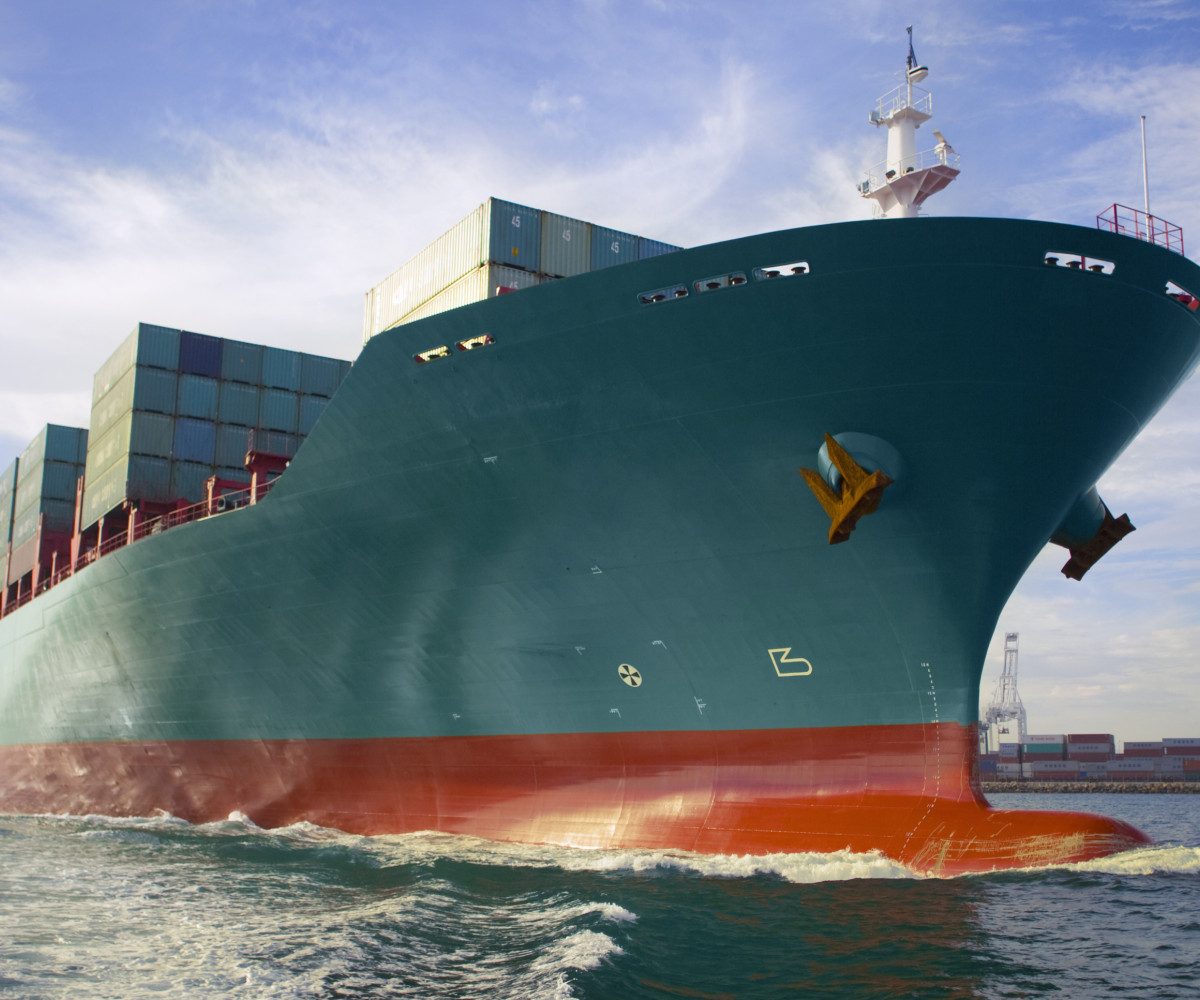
left=0, top=722, right=1147, bottom=875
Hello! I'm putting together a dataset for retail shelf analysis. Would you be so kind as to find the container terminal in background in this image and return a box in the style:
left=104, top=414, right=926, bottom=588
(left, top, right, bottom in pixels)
left=980, top=734, right=1200, bottom=784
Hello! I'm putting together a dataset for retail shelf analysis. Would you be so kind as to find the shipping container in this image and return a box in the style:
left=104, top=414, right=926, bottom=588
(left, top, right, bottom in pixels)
left=1026, top=734, right=1065, bottom=744
left=1021, top=743, right=1065, bottom=756
left=996, top=762, right=1021, bottom=776
left=1159, top=756, right=1184, bottom=771
left=91, top=324, right=181, bottom=402
left=259, top=389, right=299, bottom=434
left=250, top=429, right=299, bottom=458
left=1165, top=745, right=1200, bottom=756
left=217, top=382, right=260, bottom=427
left=179, top=330, right=223, bottom=378
left=81, top=454, right=174, bottom=527
left=1067, top=733, right=1115, bottom=744
left=298, top=395, right=328, bottom=436
left=262, top=348, right=301, bottom=392
left=90, top=366, right=179, bottom=437
left=215, top=424, right=253, bottom=469
left=638, top=237, right=682, bottom=260
left=1163, top=737, right=1200, bottom=746
left=169, top=460, right=214, bottom=503
left=362, top=198, right=679, bottom=340
left=85, top=411, right=176, bottom=486
left=17, top=425, right=87, bottom=473
left=590, top=227, right=639, bottom=268
left=1123, top=741, right=1163, bottom=751
left=0, top=460, right=17, bottom=545
left=1067, top=752, right=1112, bottom=762
left=998, top=743, right=1020, bottom=757
left=12, top=460, right=79, bottom=512
left=1066, top=742, right=1116, bottom=755
left=9, top=499, right=77, bottom=548
left=176, top=374, right=219, bottom=421
left=397, top=262, right=544, bottom=327
left=220, top=340, right=264, bottom=385
left=300, top=355, right=344, bottom=398
left=539, top=212, right=591, bottom=278
left=486, top=199, right=541, bottom=271
left=172, top=418, right=216, bottom=465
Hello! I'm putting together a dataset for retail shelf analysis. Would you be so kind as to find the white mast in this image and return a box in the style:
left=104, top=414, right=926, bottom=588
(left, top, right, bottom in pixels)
left=860, top=27, right=960, bottom=219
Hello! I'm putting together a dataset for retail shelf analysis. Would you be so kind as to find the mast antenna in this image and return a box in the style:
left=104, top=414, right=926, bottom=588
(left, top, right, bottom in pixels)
left=859, top=27, right=958, bottom=218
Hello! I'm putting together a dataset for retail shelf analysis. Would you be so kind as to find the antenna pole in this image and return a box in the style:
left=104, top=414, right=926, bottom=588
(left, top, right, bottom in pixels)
left=1140, top=115, right=1150, bottom=217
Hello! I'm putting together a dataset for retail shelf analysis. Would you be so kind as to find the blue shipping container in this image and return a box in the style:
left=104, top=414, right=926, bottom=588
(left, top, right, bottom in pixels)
left=172, top=418, right=216, bottom=464
left=179, top=330, right=223, bottom=378
left=487, top=199, right=541, bottom=272
left=638, top=237, right=682, bottom=260
left=590, top=227, right=639, bottom=268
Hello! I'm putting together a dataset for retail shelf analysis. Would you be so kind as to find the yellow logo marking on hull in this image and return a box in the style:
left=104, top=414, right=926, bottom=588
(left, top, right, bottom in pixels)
left=768, top=648, right=813, bottom=677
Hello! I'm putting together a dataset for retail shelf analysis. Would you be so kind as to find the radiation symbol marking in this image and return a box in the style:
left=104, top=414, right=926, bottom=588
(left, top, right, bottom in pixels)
left=618, top=663, right=643, bottom=688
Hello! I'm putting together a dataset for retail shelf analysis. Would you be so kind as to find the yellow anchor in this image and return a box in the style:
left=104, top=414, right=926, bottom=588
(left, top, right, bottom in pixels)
left=799, top=434, right=894, bottom=545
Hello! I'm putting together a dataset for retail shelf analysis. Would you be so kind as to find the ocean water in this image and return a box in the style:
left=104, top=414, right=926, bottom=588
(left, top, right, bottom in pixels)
left=1, top=794, right=1197, bottom=999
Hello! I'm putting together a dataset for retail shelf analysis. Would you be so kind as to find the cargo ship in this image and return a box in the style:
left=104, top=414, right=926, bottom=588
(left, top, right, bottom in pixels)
left=2, top=44, right=1199, bottom=875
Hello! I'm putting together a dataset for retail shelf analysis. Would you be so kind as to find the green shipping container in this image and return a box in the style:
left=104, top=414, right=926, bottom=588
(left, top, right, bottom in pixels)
left=91, top=323, right=181, bottom=402
left=90, top=366, right=179, bottom=438
left=220, top=340, right=264, bottom=385
left=81, top=454, right=173, bottom=529
left=218, top=382, right=260, bottom=427
left=259, top=388, right=298, bottom=433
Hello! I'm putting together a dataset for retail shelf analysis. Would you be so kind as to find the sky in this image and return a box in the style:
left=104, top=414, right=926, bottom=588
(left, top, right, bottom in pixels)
left=1, top=0, right=1197, bottom=740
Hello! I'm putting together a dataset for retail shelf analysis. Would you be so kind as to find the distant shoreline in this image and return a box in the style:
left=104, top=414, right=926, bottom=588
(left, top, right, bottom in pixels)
left=982, top=781, right=1200, bottom=794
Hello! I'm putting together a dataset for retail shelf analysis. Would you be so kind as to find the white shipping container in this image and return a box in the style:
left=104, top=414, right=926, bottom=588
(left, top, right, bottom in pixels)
left=1163, top=738, right=1200, bottom=746
left=361, top=198, right=544, bottom=341
left=1026, top=734, right=1065, bottom=744
left=394, top=264, right=544, bottom=328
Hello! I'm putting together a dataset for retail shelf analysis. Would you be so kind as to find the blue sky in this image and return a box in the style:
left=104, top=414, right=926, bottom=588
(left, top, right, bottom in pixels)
left=1, top=0, right=1197, bottom=739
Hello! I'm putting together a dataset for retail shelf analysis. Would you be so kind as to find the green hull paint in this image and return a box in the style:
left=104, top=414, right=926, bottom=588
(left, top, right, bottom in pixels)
left=2, top=218, right=1198, bottom=747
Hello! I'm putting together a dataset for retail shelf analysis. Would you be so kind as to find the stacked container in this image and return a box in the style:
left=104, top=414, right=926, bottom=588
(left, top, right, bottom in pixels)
left=81, top=323, right=351, bottom=530
left=1163, top=737, right=1200, bottom=756
left=0, top=460, right=17, bottom=556
left=361, top=197, right=682, bottom=340
left=1066, top=732, right=1116, bottom=763
left=1106, top=757, right=1159, bottom=781
left=1123, top=741, right=1164, bottom=758
left=1027, top=759, right=1081, bottom=781
left=5, top=425, right=88, bottom=584
left=1021, top=735, right=1066, bottom=761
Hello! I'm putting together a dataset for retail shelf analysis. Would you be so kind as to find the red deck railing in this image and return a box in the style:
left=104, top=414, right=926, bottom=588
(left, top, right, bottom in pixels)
left=2, top=477, right=278, bottom=620
left=1096, top=203, right=1184, bottom=256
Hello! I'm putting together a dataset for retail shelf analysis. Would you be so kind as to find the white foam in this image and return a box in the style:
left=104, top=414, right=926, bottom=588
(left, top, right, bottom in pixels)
left=547, top=928, right=623, bottom=970
left=1065, top=844, right=1200, bottom=876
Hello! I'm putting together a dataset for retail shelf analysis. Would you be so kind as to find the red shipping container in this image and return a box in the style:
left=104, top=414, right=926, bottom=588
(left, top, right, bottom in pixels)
left=1183, top=759, right=1200, bottom=772
left=1166, top=746, right=1200, bottom=756
left=1124, top=748, right=1165, bottom=758
left=1068, top=733, right=1115, bottom=744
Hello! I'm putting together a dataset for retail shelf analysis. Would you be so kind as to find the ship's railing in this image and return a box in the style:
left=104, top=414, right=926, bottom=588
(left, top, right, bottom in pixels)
left=860, top=147, right=960, bottom=195
left=1096, top=203, right=1184, bottom=256
left=868, top=83, right=932, bottom=124
left=2, top=477, right=279, bottom=620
